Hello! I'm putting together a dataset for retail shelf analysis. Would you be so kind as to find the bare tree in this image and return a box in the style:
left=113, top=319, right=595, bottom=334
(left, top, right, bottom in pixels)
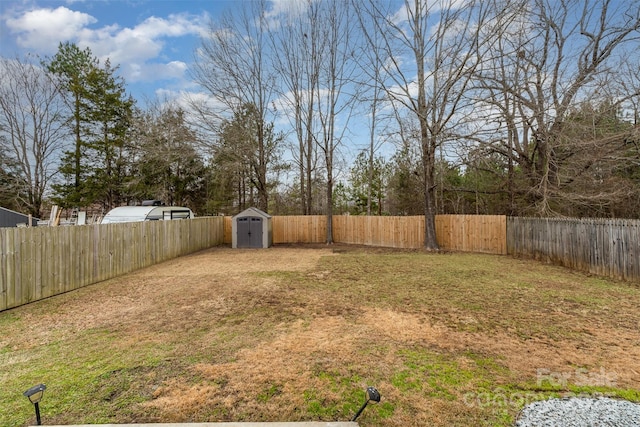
left=269, top=0, right=322, bottom=215
left=191, top=0, right=279, bottom=212
left=0, top=56, right=67, bottom=217
left=314, top=1, right=361, bottom=243
left=352, top=0, right=388, bottom=216
left=475, top=0, right=640, bottom=216
left=359, top=0, right=502, bottom=249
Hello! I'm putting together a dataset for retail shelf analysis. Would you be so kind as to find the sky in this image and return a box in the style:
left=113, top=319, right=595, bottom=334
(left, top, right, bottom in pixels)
left=0, top=0, right=390, bottom=160
left=2, top=0, right=634, bottom=158
left=0, top=0, right=241, bottom=103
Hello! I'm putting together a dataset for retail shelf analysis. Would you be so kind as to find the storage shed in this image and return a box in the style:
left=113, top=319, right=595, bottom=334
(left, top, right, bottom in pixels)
left=232, top=207, right=272, bottom=248
left=0, top=206, right=38, bottom=228
left=101, top=206, right=194, bottom=224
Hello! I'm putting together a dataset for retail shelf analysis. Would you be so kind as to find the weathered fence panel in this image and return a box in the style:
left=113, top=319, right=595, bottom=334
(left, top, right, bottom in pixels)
left=0, top=217, right=224, bottom=311
left=507, top=217, right=640, bottom=282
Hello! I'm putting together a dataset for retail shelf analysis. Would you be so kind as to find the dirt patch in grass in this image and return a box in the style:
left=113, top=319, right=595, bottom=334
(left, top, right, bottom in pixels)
left=1, top=244, right=639, bottom=426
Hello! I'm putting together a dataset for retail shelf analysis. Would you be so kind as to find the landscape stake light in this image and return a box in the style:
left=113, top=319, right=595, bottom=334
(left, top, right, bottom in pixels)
left=23, top=383, right=46, bottom=425
left=351, top=386, right=381, bottom=421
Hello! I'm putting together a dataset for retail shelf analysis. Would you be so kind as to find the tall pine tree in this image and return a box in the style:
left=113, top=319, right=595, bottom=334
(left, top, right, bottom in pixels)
left=83, top=60, right=135, bottom=210
left=47, top=42, right=134, bottom=210
left=46, top=42, right=97, bottom=208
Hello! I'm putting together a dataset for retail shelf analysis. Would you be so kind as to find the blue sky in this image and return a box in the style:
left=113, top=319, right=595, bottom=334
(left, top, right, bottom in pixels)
left=0, top=0, right=389, bottom=164
left=2, top=0, right=635, bottom=160
left=0, top=0, right=241, bottom=102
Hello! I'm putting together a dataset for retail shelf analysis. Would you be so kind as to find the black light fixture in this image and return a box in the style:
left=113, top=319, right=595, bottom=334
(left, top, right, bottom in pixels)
left=351, top=386, right=381, bottom=421
left=23, top=384, right=46, bottom=425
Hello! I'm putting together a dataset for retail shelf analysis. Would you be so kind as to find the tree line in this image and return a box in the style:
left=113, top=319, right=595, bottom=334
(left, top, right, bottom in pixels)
left=1, top=0, right=639, bottom=248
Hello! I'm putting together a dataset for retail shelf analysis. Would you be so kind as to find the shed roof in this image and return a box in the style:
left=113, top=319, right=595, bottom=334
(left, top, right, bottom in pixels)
left=1, top=206, right=32, bottom=217
left=233, top=207, right=271, bottom=220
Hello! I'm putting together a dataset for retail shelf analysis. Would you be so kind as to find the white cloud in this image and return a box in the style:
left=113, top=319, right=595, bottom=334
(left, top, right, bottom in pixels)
left=265, top=0, right=309, bottom=18
left=3, top=6, right=208, bottom=85
left=390, top=0, right=473, bottom=26
left=130, top=14, right=208, bottom=40
left=158, top=89, right=226, bottom=114
left=79, top=13, right=208, bottom=81
left=263, top=0, right=319, bottom=30
left=390, top=3, right=410, bottom=26
left=123, top=61, right=188, bottom=83
left=5, top=6, right=97, bottom=52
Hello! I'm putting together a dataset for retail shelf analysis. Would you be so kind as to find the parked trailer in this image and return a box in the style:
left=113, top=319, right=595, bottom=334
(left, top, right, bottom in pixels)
left=101, top=206, right=194, bottom=224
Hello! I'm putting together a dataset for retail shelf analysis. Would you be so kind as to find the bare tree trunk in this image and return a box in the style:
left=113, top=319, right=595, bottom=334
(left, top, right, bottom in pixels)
left=305, top=105, right=315, bottom=215
left=413, top=0, right=438, bottom=250
left=421, top=134, right=439, bottom=249
left=311, top=1, right=358, bottom=242
left=367, top=79, right=379, bottom=217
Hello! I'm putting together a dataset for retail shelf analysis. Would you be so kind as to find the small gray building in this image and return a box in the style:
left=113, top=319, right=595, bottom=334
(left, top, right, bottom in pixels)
left=232, top=207, right=272, bottom=248
left=0, top=207, right=38, bottom=228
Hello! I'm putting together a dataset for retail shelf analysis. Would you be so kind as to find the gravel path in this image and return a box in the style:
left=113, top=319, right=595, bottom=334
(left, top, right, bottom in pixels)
left=515, top=397, right=640, bottom=427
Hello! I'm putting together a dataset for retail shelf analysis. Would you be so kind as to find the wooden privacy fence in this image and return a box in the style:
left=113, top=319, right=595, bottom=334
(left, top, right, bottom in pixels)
left=3, top=214, right=637, bottom=312
left=224, top=214, right=507, bottom=254
left=333, top=215, right=424, bottom=248
left=507, top=217, right=640, bottom=282
left=436, top=215, right=507, bottom=254
left=273, top=215, right=327, bottom=243
left=0, top=217, right=224, bottom=311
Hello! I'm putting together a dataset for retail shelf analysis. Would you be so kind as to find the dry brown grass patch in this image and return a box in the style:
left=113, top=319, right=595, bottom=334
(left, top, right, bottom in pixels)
left=2, top=245, right=639, bottom=427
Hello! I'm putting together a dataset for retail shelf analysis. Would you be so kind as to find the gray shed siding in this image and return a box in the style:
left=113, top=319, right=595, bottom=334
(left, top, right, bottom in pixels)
left=0, top=207, right=38, bottom=228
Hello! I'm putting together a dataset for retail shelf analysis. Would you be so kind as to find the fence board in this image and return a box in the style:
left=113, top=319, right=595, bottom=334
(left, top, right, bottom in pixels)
left=223, top=216, right=232, bottom=244
left=436, top=215, right=507, bottom=254
left=272, top=215, right=327, bottom=243
left=0, top=217, right=224, bottom=312
left=332, top=215, right=427, bottom=248
left=507, top=217, right=640, bottom=282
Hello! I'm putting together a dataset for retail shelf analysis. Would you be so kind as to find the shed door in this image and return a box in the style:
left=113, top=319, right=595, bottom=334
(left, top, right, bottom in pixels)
left=237, top=216, right=263, bottom=248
